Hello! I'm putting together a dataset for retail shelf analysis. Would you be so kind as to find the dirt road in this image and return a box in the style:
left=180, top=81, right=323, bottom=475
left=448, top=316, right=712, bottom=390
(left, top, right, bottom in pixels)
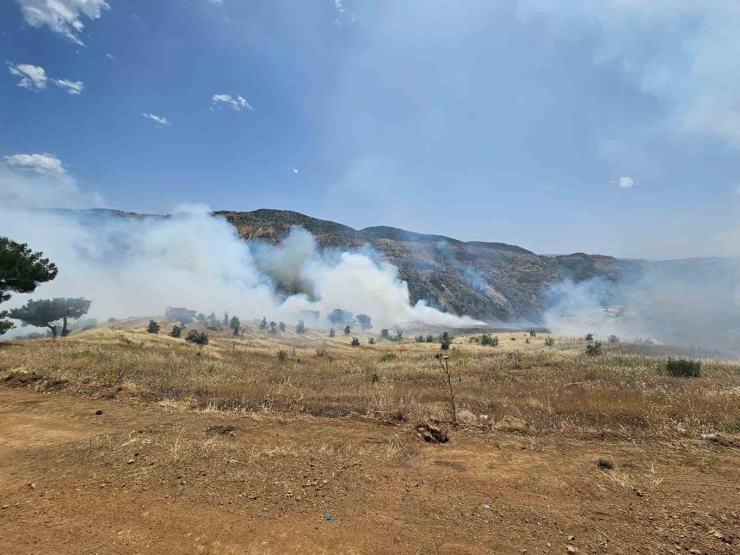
left=0, top=388, right=738, bottom=554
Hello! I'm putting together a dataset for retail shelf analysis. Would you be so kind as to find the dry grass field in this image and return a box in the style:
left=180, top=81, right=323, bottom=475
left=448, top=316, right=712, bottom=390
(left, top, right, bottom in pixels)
left=1, top=320, right=740, bottom=554
left=2, top=320, right=740, bottom=437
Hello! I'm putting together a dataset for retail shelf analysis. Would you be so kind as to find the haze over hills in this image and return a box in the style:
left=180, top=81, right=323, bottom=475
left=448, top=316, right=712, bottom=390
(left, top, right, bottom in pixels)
left=59, top=207, right=634, bottom=323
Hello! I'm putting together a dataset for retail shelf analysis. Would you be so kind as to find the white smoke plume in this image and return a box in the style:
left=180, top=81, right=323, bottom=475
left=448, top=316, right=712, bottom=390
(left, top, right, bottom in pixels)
left=0, top=207, right=482, bottom=335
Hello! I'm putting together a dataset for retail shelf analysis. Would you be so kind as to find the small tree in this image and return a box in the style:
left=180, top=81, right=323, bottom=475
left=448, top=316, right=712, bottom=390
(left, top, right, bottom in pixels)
left=440, top=338, right=451, bottom=350
left=296, top=320, right=305, bottom=334
left=435, top=353, right=457, bottom=424
left=107, top=317, right=117, bottom=323
left=585, top=333, right=594, bottom=342
left=368, top=337, right=376, bottom=344
left=269, top=321, right=277, bottom=334
left=395, top=330, right=403, bottom=341
left=426, top=334, right=434, bottom=343
left=329, top=327, right=335, bottom=337
left=223, top=312, right=230, bottom=327
left=529, top=330, right=536, bottom=337
left=208, top=312, right=218, bottom=325
left=230, top=315, right=241, bottom=336
left=415, top=335, right=425, bottom=342
left=356, top=314, right=372, bottom=330
left=170, top=325, right=182, bottom=338
left=351, top=337, right=360, bottom=346
left=259, top=317, right=267, bottom=330
left=279, top=321, right=286, bottom=332
left=0, top=237, right=58, bottom=336
left=8, top=297, right=91, bottom=338
left=608, top=335, right=620, bottom=343
left=344, top=325, right=351, bottom=336
left=147, top=320, right=160, bottom=334
left=180, top=316, right=193, bottom=327
left=329, top=309, right=354, bottom=328
left=380, top=329, right=389, bottom=339
left=196, top=313, right=206, bottom=322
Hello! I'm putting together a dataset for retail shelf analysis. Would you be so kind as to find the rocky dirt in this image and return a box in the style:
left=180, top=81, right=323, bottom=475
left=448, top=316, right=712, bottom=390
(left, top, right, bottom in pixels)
left=1, top=388, right=738, bottom=554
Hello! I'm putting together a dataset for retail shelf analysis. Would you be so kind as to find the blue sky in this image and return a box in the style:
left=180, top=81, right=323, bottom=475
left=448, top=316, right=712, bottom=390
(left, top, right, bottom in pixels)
left=2, top=0, right=740, bottom=258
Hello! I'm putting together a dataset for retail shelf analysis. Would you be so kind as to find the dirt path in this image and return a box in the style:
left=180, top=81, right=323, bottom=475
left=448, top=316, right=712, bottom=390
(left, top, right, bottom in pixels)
left=0, top=388, right=738, bottom=554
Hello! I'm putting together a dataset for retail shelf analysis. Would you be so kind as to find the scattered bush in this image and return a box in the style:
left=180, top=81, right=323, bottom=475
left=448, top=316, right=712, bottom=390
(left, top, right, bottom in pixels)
left=185, top=330, right=208, bottom=345
left=351, top=337, right=360, bottom=346
left=380, top=329, right=389, bottom=339
left=381, top=352, right=396, bottom=361
left=544, top=337, right=555, bottom=347
left=368, top=338, right=375, bottom=344
left=585, top=341, right=603, bottom=356
left=597, top=458, right=614, bottom=470
left=480, top=334, right=498, bottom=347
left=315, top=348, right=327, bottom=357
left=370, top=373, right=379, bottom=384
left=529, top=330, right=536, bottom=337
left=147, top=320, right=160, bottom=334
left=395, top=330, right=403, bottom=341
left=277, top=349, right=288, bottom=362
left=426, top=334, right=435, bottom=343
left=279, top=322, right=286, bottom=333
left=440, top=340, right=451, bottom=350
left=296, top=320, right=305, bottom=334
left=415, top=335, right=425, bottom=342
left=525, top=338, right=530, bottom=344
left=666, top=358, right=701, bottom=378
left=344, top=325, right=351, bottom=336
left=169, top=325, right=182, bottom=338
left=107, top=317, right=117, bottom=323
left=608, top=335, right=620, bottom=343
left=268, top=321, right=277, bottom=334
left=259, top=317, right=267, bottom=331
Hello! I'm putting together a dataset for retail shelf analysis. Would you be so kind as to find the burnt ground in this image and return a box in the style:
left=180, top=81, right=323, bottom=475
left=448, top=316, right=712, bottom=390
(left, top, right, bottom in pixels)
left=0, top=388, right=738, bottom=554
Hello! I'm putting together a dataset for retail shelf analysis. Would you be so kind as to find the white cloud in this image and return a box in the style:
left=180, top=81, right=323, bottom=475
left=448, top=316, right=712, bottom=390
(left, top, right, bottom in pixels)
left=518, top=2, right=740, bottom=150
left=4, top=153, right=65, bottom=176
left=211, top=94, right=253, bottom=111
left=105, top=53, right=116, bottom=61
left=618, top=176, right=635, bottom=189
left=142, top=113, right=170, bottom=127
left=15, top=0, right=110, bottom=46
left=7, top=62, right=47, bottom=90
left=53, top=78, right=84, bottom=95
left=289, top=167, right=299, bottom=174
left=1, top=154, right=104, bottom=209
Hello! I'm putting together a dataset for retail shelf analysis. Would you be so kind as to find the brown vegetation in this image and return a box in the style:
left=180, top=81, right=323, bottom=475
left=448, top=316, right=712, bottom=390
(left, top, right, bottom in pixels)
left=2, top=321, right=740, bottom=437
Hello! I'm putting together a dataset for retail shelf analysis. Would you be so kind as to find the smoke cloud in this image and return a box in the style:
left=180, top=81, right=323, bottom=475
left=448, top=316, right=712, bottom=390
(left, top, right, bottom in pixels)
left=0, top=206, right=482, bottom=336
left=544, top=258, right=740, bottom=350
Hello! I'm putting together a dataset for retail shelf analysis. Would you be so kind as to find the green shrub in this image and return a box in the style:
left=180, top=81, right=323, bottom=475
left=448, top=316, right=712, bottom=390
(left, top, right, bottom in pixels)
left=169, top=325, right=182, bottom=338
left=329, top=328, right=335, bottom=337
left=380, top=329, right=389, bottom=339
left=480, top=334, right=498, bottom=346
left=185, top=330, right=208, bottom=345
left=585, top=341, right=603, bottom=356
left=585, top=333, right=594, bottom=342
left=380, top=352, right=396, bottom=361
left=544, top=337, right=555, bottom=347
left=277, top=349, right=288, bottom=362
left=426, top=334, right=435, bottom=343
left=147, top=320, right=160, bottom=334
left=666, top=358, right=701, bottom=378
left=608, top=335, right=620, bottom=343
left=351, top=337, right=360, bottom=346
left=296, top=320, right=305, bottom=334
left=415, top=335, right=425, bottom=343
left=368, top=338, right=376, bottom=344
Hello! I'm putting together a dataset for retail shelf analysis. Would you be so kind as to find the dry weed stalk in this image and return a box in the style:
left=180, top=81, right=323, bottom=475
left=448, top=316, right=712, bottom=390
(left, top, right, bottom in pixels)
left=436, top=353, right=456, bottom=424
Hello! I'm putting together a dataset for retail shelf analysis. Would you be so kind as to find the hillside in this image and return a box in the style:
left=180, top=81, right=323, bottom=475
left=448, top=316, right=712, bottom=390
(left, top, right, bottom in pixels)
left=214, top=209, right=636, bottom=322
